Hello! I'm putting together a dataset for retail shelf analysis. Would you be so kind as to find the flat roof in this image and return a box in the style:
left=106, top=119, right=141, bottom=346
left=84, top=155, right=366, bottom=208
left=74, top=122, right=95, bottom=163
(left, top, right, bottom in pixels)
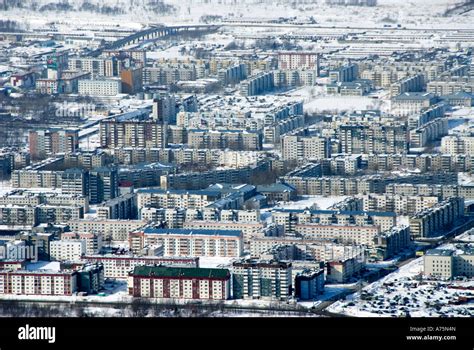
left=131, top=265, right=229, bottom=279
left=426, top=249, right=454, bottom=257
left=142, top=228, right=242, bottom=237
left=272, top=208, right=396, bottom=217
left=137, top=188, right=221, bottom=196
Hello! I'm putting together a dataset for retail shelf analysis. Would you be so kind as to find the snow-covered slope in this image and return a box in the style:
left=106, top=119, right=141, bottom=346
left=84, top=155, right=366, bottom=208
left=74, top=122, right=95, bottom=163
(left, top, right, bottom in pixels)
left=1, top=0, right=472, bottom=29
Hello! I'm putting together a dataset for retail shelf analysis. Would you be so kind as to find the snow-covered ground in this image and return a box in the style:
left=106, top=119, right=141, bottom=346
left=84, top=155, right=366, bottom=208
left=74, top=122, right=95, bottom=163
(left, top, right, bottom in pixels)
left=327, top=240, right=474, bottom=317
left=274, top=195, right=348, bottom=211
left=2, top=0, right=472, bottom=35
left=305, top=96, right=388, bottom=113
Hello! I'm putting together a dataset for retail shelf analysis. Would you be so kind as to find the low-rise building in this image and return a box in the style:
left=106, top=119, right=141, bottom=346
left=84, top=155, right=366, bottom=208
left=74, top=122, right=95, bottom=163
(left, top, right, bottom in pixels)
left=128, top=265, right=231, bottom=300
left=83, top=255, right=199, bottom=279
left=424, top=247, right=474, bottom=279
left=0, top=270, right=77, bottom=296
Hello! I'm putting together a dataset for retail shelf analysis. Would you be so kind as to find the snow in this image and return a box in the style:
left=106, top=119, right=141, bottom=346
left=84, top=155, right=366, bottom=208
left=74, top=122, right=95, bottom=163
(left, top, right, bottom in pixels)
left=26, top=261, right=61, bottom=272
left=274, top=195, right=348, bottom=210
left=327, top=235, right=474, bottom=317
left=396, top=216, right=410, bottom=227
left=198, top=256, right=235, bottom=268
left=458, top=173, right=474, bottom=186
left=305, top=96, right=388, bottom=113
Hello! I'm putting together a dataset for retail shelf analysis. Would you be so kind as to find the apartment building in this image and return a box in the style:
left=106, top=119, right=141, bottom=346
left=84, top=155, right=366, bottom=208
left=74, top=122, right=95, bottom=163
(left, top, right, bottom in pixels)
left=366, top=153, right=474, bottom=173
left=0, top=204, right=38, bottom=226
left=160, top=162, right=269, bottom=190
left=61, top=232, right=103, bottom=255
left=144, top=64, right=198, bottom=85
left=409, top=197, right=464, bottom=238
left=37, top=204, right=84, bottom=223
left=441, top=135, right=474, bottom=155
left=83, top=255, right=199, bottom=279
left=64, top=150, right=107, bottom=170
left=100, top=119, right=166, bottom=149
left=188, top=129, right=263, bottom=151
left=294, top=268, right=325, bottom=300
left=282, top=135, right=329, bottom=163
left=29, top=129, right=79, bottom=160
left=240, top=71, right=274, bottom=96
left=232, top=259, right=292, bottom=301
left=0, top=270, right=77, bottom=296
left=78, top=78, right=122, bottom=96
left=68, top=219, right=147, bottom=241
left=272, top=208, right=396, bottom=234
left=326, top=256, right=364, bottom=283
left=61, top=168, right=89, bottom=196
left=182, top=220, right=272, bottom=250
left=390, top=74, right=425, bottom=96
left=391, top=92, right=437, bottom=116
left=322, top=155, right=362, bottom=176
left=50, top=240, right=86, bottom=261
left=338, top=122, right=408, bottom=154
left=250, top=237, right=365, bottom=261
left=128, top=266, right=231, bottom=300
left=359, top=194, right=439, bottom=216
left=96, top=193, right=136, bottom=220
left=278, top=52, right=320, bottom=71
left=68, top=57, right=119, bottom=77
left=409, top=118, right=448, bottom=148
left=329, top=63, right=358, bottom=83
left=137, top=188, right=221, bottom=210
left=372, top=226, right=411, bottom=260
left=424, top=247, right=474, bottom=279
left=427, top=80, right=474, bottom=96
left=120, top=67, right=143, bottom=94
left=296, top=224, right=381, bottom=247
left=129, top=228, right=244, bottom=258
left=139, top=207, right=262, bottom=227
left=386, top=183, right=474, bottom=200
left=88, top=167, right=118, bottom=204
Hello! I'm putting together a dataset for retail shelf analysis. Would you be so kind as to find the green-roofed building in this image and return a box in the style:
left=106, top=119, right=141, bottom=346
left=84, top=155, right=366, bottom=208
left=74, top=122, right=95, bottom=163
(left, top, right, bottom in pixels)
left=128, top=265, right=231, bottom=300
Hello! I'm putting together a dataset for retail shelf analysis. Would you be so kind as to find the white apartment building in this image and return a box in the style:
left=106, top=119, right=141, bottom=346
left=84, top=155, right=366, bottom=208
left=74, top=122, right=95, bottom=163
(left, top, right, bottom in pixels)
left=68, top=219, right=147, bottom=241
left=129, top=228, right=243, bottom=258
left=282, top=135, right=328, bottom=163
left=296, top=224, right=381, bottom=247
left=50, top=240, right=86, bottom=262
left=61, top=232, right=103, bottom=255
left=137, top=189, right=220, bottom=210
left=78, top=78, right=122, bottom=96
left=441, top=135, right=474, bottom=155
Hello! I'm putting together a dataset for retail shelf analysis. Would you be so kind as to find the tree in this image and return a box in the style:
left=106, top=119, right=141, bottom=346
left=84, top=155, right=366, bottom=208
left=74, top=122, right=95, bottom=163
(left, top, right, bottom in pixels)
left=131, top=298, right=151, bottom=317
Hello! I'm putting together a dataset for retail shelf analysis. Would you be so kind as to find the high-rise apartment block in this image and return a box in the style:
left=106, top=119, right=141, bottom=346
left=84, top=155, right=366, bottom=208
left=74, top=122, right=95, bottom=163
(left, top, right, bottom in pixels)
left=100, top=119, right=166, bottom=149
left=282, top=135, right=329, bottom=163
left=29, top=129, right=79, bottom=160
left=232, top=259, right=292, bottom=301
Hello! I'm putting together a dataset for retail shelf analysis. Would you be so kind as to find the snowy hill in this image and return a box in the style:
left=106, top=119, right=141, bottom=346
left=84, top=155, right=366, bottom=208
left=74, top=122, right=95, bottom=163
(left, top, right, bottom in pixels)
left=0, top=0, right=177, bottom=15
